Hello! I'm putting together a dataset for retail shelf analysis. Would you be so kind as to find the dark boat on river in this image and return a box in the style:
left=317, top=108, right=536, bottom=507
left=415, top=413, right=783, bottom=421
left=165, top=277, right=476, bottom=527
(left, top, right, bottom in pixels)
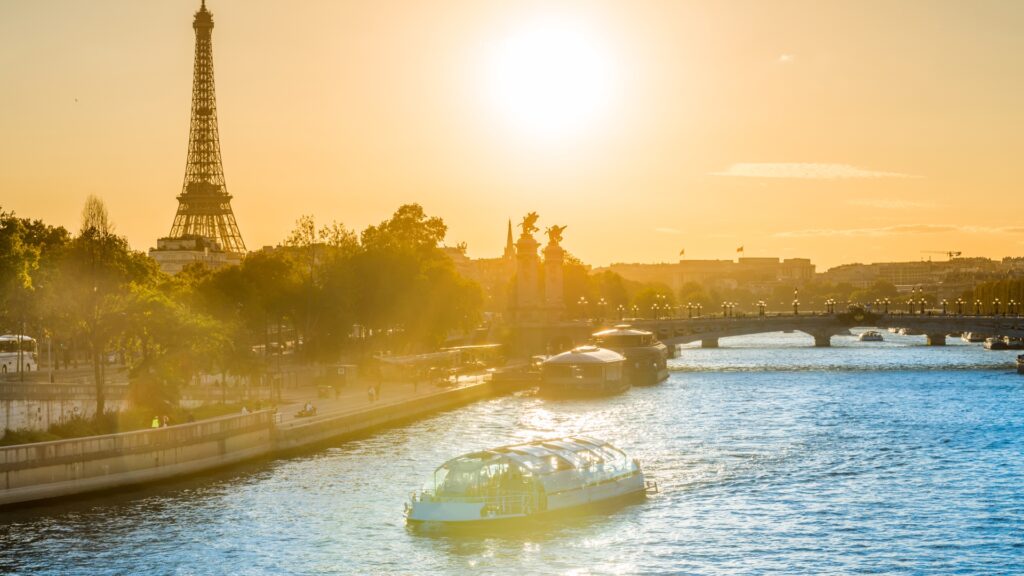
left=591, top=325, right=669, bottom=386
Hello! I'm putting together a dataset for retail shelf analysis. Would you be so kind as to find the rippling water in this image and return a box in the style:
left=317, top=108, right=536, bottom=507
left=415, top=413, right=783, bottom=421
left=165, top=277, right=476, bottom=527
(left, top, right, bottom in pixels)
left=3, top=331, right=1023, bottom=575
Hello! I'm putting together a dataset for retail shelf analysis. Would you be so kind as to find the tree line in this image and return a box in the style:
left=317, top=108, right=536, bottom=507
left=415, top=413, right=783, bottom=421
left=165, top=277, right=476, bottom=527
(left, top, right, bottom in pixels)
left=0, top=201, right=481, bottom=415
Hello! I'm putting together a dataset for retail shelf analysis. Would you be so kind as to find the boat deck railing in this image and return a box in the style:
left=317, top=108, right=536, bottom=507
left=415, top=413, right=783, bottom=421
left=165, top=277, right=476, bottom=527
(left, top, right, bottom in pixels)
left=413, top=489, right=539, bottom=515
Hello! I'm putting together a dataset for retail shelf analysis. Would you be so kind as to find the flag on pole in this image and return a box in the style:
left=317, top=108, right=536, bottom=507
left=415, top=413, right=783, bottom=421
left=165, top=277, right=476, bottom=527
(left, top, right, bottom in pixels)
left=736, top=246, right=744, bottom=253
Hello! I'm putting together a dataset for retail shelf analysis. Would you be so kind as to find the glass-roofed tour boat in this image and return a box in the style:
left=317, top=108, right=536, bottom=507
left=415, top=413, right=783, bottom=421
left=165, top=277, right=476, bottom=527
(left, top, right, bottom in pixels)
left=405, top=436, right=651, bottom=526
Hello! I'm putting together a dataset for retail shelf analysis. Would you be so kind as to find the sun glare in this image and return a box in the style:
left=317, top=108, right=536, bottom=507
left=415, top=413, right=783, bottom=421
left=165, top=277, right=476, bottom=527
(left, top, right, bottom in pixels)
left=486, top=15, right=617, bottom=143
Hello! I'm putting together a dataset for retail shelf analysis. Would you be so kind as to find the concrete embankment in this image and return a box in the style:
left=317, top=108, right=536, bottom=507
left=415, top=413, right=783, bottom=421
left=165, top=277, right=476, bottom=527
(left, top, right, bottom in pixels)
left=0, top=377, right=527, bottom=508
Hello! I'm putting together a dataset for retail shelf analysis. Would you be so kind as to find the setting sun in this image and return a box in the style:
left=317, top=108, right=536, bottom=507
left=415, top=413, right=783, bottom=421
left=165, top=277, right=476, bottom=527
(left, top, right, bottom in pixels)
left=485, top=14, right=618, bottom=143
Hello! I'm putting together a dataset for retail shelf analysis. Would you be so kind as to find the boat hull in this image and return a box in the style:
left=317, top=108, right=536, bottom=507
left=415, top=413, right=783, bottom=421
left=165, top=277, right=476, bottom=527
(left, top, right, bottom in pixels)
left=407, top=472, right=647, bottom=526
left=538, top=379, right=631, bottom=397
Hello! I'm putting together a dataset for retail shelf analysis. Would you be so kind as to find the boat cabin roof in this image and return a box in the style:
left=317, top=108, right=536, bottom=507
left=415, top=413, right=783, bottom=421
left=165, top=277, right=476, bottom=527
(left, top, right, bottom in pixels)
left=592, top=325, right=653, bottom=338
left=542, top=346, right=624, bottom=365
left=441, top=435, right=628, bottom=476
left=0, top=334, right=35, bottom=343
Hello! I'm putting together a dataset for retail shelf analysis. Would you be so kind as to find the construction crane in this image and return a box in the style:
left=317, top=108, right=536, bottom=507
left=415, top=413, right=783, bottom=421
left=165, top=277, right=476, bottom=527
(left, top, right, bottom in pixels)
left=921, top=250, right=962, bottom=260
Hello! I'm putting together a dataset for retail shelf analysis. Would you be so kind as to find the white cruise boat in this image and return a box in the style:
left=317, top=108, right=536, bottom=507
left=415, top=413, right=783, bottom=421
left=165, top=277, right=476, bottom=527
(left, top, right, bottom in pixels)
left=539, top=346, right=629, bottom=396
left=858, top=330, right=884, bottom=342
left=406, top=436, right=649, bottom=525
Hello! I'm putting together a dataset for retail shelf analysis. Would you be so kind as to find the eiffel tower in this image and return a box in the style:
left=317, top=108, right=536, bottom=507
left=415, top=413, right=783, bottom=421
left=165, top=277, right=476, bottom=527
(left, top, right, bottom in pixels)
left=152, top=1, right=245, bottom=273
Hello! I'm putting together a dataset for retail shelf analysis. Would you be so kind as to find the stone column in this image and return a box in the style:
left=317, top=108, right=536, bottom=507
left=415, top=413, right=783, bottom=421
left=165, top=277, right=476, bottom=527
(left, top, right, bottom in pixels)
left=513, top=233, right=541, bottom=322
left=543, top=241, right=565, bottom=321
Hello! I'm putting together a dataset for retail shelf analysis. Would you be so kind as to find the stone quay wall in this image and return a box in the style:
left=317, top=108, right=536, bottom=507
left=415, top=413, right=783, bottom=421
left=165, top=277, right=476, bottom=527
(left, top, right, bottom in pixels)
left=0, top=377, right=527, bottom=508
left=0, top=410, right=275, bottom=507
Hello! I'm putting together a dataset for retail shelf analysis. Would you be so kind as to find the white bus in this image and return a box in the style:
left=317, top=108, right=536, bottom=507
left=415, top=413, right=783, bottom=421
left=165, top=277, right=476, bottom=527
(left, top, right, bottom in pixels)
left=0, top=334, right=37, bottom=374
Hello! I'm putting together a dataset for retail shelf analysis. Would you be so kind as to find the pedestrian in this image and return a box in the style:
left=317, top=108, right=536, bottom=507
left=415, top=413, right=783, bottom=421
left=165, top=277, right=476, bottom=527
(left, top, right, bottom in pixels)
left=161, top=415, right=170, bottom=427
left=186, top=413, right=196, bottom=423
left=151, top=416, right=160, bottom=428
left=367, top=385, right=376, bottom=402
left=241, top=405, right=249, bottom=415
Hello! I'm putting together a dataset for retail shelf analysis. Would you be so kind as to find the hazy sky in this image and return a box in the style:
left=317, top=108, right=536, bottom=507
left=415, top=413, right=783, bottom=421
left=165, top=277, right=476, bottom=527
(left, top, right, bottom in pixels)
left=2, top=0, right=1023, bottom=269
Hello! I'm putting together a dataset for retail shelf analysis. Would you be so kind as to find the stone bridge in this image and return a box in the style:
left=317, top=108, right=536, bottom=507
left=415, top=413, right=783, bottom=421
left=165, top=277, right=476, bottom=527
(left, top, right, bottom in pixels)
left=631, top=313, right=1024, bottom=348
left=508, top=313, right=1024, bottom=355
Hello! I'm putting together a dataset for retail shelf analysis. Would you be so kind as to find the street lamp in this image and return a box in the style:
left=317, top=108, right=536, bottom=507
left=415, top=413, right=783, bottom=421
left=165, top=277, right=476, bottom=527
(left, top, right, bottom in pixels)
left=941, top=299, right=948, bottom=315
left=686, top=302, right=693, bottom=319
left=617, top=304, right=625, bottom=320
left=577, top=296, right=589, bottom=320
left=994, top=298, right=1001, bottom=316
left=696, top=303, right=703, bottom=317
left=793, top=299, right=800, bottom=315
left=974, top=300, right=981, bottom=315
left=597, top=297, right=607, bottom=320
left=956, top=298, right=963, bottom=315
left=883, top=298, right=890, bottom=314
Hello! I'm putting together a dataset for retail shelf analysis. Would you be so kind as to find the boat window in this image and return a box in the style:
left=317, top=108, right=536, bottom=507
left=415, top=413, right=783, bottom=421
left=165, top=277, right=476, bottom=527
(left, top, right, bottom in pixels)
left=572, top=365, right=603, bottom=379
left=543, top=364, right=572, bottom=379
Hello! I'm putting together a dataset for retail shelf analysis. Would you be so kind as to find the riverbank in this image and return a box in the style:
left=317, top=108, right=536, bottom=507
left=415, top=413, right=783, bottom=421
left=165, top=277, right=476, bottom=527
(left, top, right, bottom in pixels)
left=0, top=373, right=531, bottom=508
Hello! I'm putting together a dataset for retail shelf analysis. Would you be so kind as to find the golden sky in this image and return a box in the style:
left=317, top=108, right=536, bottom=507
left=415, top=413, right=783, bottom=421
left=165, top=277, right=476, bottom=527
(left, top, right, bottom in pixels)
left=2, top=0, right=1023, bottom=269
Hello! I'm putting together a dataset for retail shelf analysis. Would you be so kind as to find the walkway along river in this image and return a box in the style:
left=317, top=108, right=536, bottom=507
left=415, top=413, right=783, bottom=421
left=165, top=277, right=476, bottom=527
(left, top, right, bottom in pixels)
left=0, top=373, right=529, bottom=507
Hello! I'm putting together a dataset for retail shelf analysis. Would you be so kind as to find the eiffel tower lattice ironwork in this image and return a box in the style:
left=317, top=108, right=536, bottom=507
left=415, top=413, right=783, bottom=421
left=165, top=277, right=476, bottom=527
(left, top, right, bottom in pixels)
left=166, top=0, right=245, bottom=253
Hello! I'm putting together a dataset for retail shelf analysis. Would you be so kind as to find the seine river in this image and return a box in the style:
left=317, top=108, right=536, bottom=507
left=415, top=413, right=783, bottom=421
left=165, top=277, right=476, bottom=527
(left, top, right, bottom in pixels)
left=2, top=331, right=1023, bottom=575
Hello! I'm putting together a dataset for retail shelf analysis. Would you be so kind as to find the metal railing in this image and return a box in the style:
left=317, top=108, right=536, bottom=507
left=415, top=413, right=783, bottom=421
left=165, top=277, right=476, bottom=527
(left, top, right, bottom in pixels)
left=414, top=489, right=538, bottom=516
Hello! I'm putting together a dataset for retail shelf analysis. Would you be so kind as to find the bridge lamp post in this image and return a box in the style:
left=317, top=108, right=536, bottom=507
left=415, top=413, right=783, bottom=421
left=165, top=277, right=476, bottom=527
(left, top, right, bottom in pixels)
left=941, top=299, right=948, bottom=315
left=955, top=298, right=963, bottom=315
left=631, top=304, right=639, bottom=319
left=597, top=298, right=607, bottom=321
left=721, top=302, right=727, bottom=317
left=792, top=299, right=800, bottom=316
left=919, top=298, right=926, bottom=315
left=577, top=296, right=589, bottom=321
left=994, top=299, right=1001, bottom=316
left=686, top=303, right=692, bottom=319
left=974, top=300, right=981, bottom=315
left=617, top=304, right=625, bottom=320
left=696, top=303, right=703, bottom=317
left=883, top=298, right=890, bottom=315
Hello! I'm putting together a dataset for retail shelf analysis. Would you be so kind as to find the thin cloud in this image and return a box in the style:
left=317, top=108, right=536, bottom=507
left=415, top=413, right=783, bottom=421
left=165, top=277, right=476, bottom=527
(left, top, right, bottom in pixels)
left=778, top=53, right=795, bottom=64
left=711, top=163, right=918, bottom=179
left=847, top=198, right=939, bottom=210
left=774, top=224, right=1024, bottom=238
left=654, top=227, right=682, bottom=235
